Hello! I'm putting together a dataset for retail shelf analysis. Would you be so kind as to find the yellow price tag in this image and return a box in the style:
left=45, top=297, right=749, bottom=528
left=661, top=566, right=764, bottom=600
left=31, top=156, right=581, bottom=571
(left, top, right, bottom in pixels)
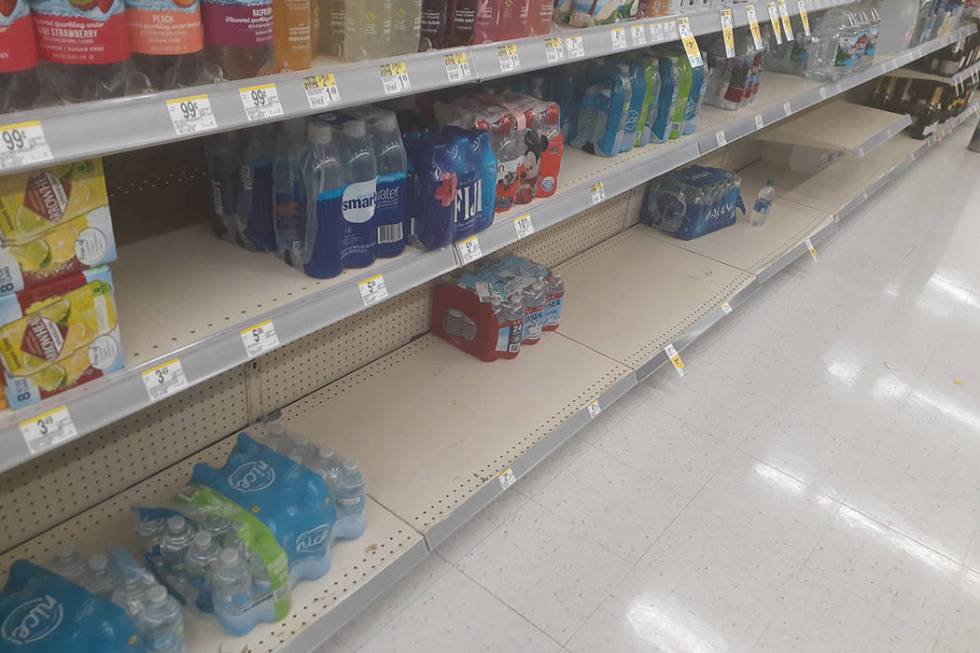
left=797, top=0, right=811, bottom=36
left=665, top=343, right=686, bottom=377
left=745, top=4, right=764, bottom=50
left=767, top=2, right=783, bottom=44
left=720, top=8, right=735, bottom=58
left=676, top=18, right=704, bottom=68
left=777, top=0, right=794, bottom=41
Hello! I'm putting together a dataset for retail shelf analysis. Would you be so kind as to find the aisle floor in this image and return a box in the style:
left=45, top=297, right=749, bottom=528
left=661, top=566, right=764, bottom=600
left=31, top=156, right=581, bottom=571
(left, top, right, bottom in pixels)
left=323, top=126, right=980, bottom=652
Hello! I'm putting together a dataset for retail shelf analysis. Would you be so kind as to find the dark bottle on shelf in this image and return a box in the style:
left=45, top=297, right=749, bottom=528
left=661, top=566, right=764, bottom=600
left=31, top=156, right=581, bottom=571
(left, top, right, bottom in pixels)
left=908, top=86, right=945, bottom=139
left=896, top=79, right=915, bottom=114
left=879, top=77, right=899, bottom=111
left=125, top=0, right=205, bottom=90
left=0, top=0, right=40, bottom=113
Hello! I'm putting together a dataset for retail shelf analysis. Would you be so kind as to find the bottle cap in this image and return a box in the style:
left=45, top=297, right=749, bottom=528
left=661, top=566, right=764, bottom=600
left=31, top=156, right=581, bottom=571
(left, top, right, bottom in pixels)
left=146, top=585, right=167, bottom=604
left=308, top=122, right=334, bottom=145
left=193, top=531, right=213, bottom=547
left=166, top=515, right=186, bottom=532
left=342, top=459, right=359, bottom=473
left=55, top=545, right=75, bottom=561
left=87, top=553, right=108, bottom=572
left=375, top=112, right=399, bottom=131
left=343, top=119, right=367, bottom=138
left=220, top=548, right=241, bottom=566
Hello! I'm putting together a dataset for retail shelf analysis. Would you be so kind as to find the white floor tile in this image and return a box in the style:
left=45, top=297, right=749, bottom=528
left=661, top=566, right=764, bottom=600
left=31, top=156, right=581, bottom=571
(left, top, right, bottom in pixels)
left=936, top=567, right=980, bottom=653
left=435, top=485, right=531, bottom=564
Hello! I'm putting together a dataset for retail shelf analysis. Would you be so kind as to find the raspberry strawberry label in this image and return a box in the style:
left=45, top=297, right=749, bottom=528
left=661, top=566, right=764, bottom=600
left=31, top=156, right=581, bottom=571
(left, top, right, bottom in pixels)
left=32, top=0, right=131, bottom=65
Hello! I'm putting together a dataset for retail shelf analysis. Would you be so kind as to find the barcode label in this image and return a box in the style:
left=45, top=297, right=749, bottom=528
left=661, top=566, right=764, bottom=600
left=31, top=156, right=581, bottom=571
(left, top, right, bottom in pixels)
left=378, top=223, right=404, bottom=244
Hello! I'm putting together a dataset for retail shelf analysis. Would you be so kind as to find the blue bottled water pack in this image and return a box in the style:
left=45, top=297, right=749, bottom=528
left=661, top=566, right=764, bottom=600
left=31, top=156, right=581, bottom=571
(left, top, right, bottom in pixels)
left=0, top=555, right=155, bottom=652
left=641, top=166, right=746, bottom=240
left=651, top=57, right=679, bottom=144
left=621, top=62, right=647, bottom=153
left=572, top=65, right=632, bottom=157
left=683, top=59, right=708, bottom=136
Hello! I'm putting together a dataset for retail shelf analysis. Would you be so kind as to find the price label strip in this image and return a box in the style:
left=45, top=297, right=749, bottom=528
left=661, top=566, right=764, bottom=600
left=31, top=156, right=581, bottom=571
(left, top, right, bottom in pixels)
left=304, top=73, right=341, bottom=109
left=0, top=120, right=53, bottom=169
left=767, top=2, right=784, bottom=44
left=455, top=235, right=482, bottom=265
left=379, top=62, right=411, bottom=95
left=497, top=44, right=521, bottom=72
left=649, top=21, right=665, bottom=42
left=720, top=8, right=736, bottom=58
left=498, top=467, right=517, bottom=490
left=797, top=0, right=811, bottom=36
left=142, top=358, right=190, bottom=403
left=590, top=181, right=606, bottom=205
left=611, top=26, right=628, bottom=50
left=544, top=37, right=565, bottom=63
left=358, top=273, right=389, bottom=307
left=241, top=319, right=280, bottom=359
left=745, top=4, right=764, bottom=50
left=513, top=213, right=534, bottom=239
left=777, top=0, right=794, bottom=41
left=166, top=95, right=217, bottom=135
left=565, top=35, right=585, bottom=58
left=444, top=52, right=472, bottom=81
left=663, top=19, right=678, bottom=39
left=240, top=83, right=284, bottom=121
left=19, top=405, right=77, bottom=455
left=586, top=399, right=602, bottom=419
left=630, top=23, right=647, bottom=46
left=805, top=238, right=818, bottom=261
left=664, top=343, right=686, bottom=377
left=676, top=18, right=704, bottom=68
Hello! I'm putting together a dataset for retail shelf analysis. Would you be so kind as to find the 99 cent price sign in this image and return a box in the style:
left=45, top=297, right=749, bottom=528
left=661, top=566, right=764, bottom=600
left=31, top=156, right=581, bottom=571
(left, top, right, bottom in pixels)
left=0, top=121, right=53, bottom=169
left=166, top=95, right=218, bottom=135
left=240, top=83, right=284, bottom=121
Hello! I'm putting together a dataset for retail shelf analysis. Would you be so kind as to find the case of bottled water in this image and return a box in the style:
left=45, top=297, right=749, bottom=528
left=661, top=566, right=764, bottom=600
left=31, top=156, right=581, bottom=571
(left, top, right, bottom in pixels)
left=641, top=166, right=746, bottom=240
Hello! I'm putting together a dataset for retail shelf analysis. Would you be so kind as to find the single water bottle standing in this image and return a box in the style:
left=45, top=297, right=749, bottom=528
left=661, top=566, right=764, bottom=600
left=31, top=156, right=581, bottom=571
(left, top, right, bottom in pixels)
left=51, top=546, right=88, bottom=584
left=160, top=515, right=196, bottom=574
left=340, top=119, right=379, bottom=268
left=273, top=119, right=311, bottom=265
left=301, top=122, right=347, bottom=279
left=368, top=110, right=409, bottom=258
left=84, top=553, right=117, bottom=599
left=211, top=548, right=254, bottom=618
left=185, top=531, right=222, bottom=582
left=333, top=460, right=366, bottom=540
left=751, top=180, right=775, bottom=226
left=139, top=585, right=186, bottom=653
left=237, top=124, right=278, bottom=252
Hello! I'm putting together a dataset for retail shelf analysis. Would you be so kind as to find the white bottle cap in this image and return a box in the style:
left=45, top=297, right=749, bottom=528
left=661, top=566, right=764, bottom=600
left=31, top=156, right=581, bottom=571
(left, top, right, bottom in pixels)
left=146, top=585, right=167, bottom=604
left=55, top=545, right=75, bottom=561
left=220, top=548, right=241, bottom=566
left=308, top=123, right=334, bottom=145
left=88, top=553, right=108, bottom=572
left=343, top=119, right=367, bottom=138
left=166, top=515, right=186, bottom=532
left=193, top=531, right=213, bottom=547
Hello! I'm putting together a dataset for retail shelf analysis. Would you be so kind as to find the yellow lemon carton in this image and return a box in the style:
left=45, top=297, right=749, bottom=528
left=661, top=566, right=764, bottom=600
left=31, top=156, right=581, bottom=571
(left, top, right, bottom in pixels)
left=0, top=266, right=123, bottom=409
left=0, top=159, right=110, bottom=246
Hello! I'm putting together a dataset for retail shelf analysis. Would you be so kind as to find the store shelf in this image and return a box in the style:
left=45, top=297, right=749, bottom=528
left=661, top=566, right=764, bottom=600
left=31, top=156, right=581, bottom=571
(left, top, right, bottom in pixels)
left=889, top=58, right=980, bottom=88
left=752, top=100, right=912, bottom=157
left=0, top=0, right=864, bottom=174
left=0, top=25, right=973, bottom=477
left=280, top=332, right=635, bottom=549
left=0, top=434, right=428, bottom=653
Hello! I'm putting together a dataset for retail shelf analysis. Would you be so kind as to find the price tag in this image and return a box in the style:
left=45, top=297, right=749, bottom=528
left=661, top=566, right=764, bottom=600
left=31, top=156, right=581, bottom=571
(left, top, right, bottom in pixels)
left=566, top=35, right=586, bottom=58
left=797, top=0, right=811, bottom=36
left=663, top=19, right=678, bottom=39
left=544, top=37, right=565, bottom=63
left=586, top=400, right=602, bottom=419
left=358, top=273, right=389, bottom=306
left=777, top=0, right=794, bottom=41
left=783, top=101, right=792, bottom=116
left=19, top=406, right=77, bottom=455
left=715, top=130, right=727, bottom=147
left=497, top=44, right=521, bottom=72
left=819, top=86, right=828, bottom=100
left=0, top=121, right=53, bottom=169
left=664, top=343, right=686, bottom=377
left=768, top=2, right=784, bottom=44
left=304, top=73, right=341, bottom=109
left=745, top=5, right=764, bottom=50
left=590, top=181, right=606, bottom=204
left=142, top=359, right=189, bottom=403
left=676, top=18, right=704, bottom=67
left=456, top=235, right=482, bottom=264
left=379, top=62, right=411, bottom=95
left=631, top=24, right=647, bottom=46
left=513, top=213, right=534, bottom=239
left=754, top=114, right=765, bottom=130
left=241, top=319, right=280, bottom=359
left=239, top=83, right=283, bottom=121
left=611, top=26, right=628, bottom=50
left=498, top=467, right=517, bottom=490
left=720, top=8, right=736, bottom=58
left=444, top=52, right=472, bottom=81
left=805, top=238, right=818, bottom=261
left=721, top=301, right=733, bottom=314
left=166, top=94, right=217, bottom=135
left=649, top=21, right=665, bottom=42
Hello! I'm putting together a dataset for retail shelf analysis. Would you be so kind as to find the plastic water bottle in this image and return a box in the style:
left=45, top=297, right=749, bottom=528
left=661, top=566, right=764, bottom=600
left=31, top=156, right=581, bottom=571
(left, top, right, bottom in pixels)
left=333, top=460, right=366, bottom=539
left=139, top=585, right=185, bottom=653
left=310, top=448, right=343, bottom=488
left=522, top=281, right=547, bottom=345
left=201, top=514, right=233, bottom=542
left=84, top=553, right=117, bottom=599
left=543, top=273, right=565, bottom=331
left=160, top=515, right=196, bottom=574
left=137, top=518, right=167, bottom=552
left=368, top=110, right=409, bottom=258
left=112, top=575, right=149, bottom=620
left=206, top=131, right=243, bottom=245
left=51, top=546, right=88, bottom=584
left=339, top=119, right=379, bottom=268
left=237, top=124, right=278, bottom=252
left=185, top=531, right=222, bottom=582
left=211, top=548, right=253, bottom=616
left=751, top=180, right=775, bottom=226
left=300, top=122, right=347, bottom=279
left=273, top=119, right=310, bottom=265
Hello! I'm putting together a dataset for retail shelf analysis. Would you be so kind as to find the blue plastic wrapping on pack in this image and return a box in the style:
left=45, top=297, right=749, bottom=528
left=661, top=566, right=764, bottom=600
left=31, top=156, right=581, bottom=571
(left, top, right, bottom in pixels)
left=621, top=61, right=647, bottom=153
left=0, top=560, right=141, bottom=652
left=572, top=65, right=632, bottom=157
left=641, top=166, right=747, bottom=240
left=651, top=57, right=679, bottom=144
left=683, top=59, right=708, bottom=136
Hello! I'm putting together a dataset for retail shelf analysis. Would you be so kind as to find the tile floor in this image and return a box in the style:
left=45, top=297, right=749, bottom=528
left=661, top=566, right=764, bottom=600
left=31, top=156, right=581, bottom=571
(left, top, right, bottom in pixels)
left=321, top=125, right=980, bottom=652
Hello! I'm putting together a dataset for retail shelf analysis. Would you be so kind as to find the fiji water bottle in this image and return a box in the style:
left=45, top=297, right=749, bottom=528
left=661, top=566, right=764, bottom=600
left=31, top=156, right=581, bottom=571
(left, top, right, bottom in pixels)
left=448, top=130, right=479, bottom=242
left=51, top=545, right=88, bottom=584
left=112, top=575, right=149, bottom=620
left=84, top=553, right=117, bottom=599
left=211, top=548, right=253, bottom=621
left=139, top=585, right=186, bottom=653
left=301, top=122, right=346, bottom=279
left=273, top=119, right=310, bottom=265
left=237, top=124, right=278, bottom=252
left=543, top=273, right=564, bottom=331
left=339, top=119, right=378, bottom=268
left=333, top=460, right=366, bottom=540
left=368, top=110, right=408, bottom=258
left=522, top=281, right=547, bottom=345
left=160, top=515, right=196, bottom=574
left=474, top=131, right=497, bottom=232
left=751, top=180, right=775, bottom=226
left=185, top=531, right=221, bottom=582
